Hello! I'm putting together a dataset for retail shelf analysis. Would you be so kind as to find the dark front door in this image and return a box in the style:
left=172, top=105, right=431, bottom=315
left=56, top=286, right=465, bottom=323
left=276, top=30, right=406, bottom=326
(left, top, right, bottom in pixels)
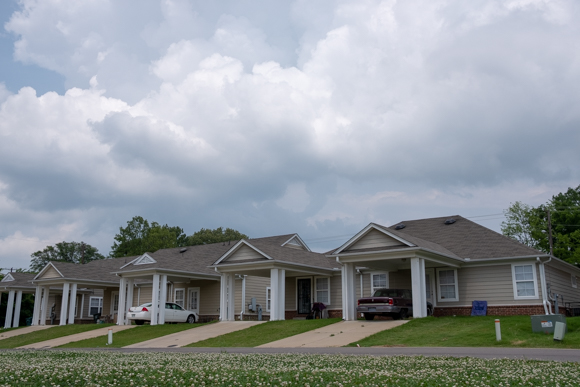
left=297, top=278, right=312, bottom=314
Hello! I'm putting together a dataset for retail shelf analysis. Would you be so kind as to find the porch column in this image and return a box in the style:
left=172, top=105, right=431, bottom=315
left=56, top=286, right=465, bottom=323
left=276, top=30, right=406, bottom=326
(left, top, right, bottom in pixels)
left=40, top=286, right=50, bottom=325
left=12, top=290, right=23, bottom=328
left=230, top=274, right=237, bottom=321
left=151, top=274, right=160, bottom=325
left=32, top=285, right=42, bottom=325
left=270, top=269, right=279, bottom=321
left=117, top=277, right=127, bottom=325
left=60, top=282, right=70, bottom=325
left=219, top=273, right=227, bottom=321
left=343, top=263, right=356, bottom=321
left=4, top=290, right=15, bottom=329
left=125, top=279, right=134, bottom=325
left=158, top=275, right=168, bottom=324
left=411, top=258, right=427, bottom=318
left=278, top=269, right=286, bottom=321
left=67, top=283, right=77, bottom=324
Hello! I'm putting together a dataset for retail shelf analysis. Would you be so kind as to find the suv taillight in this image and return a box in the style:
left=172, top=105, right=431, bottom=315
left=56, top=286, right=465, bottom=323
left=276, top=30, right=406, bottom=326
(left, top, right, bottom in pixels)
left=388, top=299, right=394, bottom=305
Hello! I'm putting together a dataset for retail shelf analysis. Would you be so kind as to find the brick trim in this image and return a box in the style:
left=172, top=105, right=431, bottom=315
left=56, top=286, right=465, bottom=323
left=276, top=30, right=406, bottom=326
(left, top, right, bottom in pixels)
left=434, top=305, right=545, bottom=317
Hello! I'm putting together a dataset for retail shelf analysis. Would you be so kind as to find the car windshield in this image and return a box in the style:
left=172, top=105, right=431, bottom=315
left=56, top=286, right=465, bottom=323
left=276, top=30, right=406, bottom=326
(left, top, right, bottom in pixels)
left=372, top=289, right=401, bottom=297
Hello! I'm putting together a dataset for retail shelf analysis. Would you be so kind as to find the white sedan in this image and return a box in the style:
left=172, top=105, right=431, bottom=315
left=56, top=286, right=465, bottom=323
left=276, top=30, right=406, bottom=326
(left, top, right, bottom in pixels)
left=128, top=302, right=198, bottom=325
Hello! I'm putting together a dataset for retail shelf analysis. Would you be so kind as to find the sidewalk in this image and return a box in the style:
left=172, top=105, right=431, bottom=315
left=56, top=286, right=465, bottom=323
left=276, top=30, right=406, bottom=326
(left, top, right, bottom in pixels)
left=124, top=321, right=266, bottom=348
left=18, top=325, right=137, bottom=349
left=0, top=325, right=52, bottom=340
left=258, top=320, right=408, bottom=348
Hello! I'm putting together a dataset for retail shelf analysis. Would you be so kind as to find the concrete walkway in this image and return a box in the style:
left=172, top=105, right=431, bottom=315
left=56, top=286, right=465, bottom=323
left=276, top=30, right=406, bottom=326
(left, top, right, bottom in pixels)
left=18, top=325, right=137, bottom=349
left=124, top=321, right=266, bottom=348
left=0, top=325, right=52, bottom=340
left=258, top=320, right=408, bottom=348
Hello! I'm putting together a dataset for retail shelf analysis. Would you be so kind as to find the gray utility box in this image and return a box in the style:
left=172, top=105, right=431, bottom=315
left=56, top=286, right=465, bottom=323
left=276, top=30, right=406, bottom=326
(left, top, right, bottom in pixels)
left=531, top=314, right=567, bottom=334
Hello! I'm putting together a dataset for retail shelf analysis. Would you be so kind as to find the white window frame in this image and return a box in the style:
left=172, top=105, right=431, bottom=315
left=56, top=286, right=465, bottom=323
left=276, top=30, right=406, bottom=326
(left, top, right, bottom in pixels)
left=314, top=276, right=331, bottom=305
left=174, top=288, right=185, bottom=308
left=266, top=287, right=271, bottom=312
left=187, top=287, right=200, bottom=312
left=511, top=263, right=539, bottom=300
left=89, top=296, right=103, bottom=316
left=110, top=291, right=119, bottom=315
left=436, top=268, right=459, bottom=302
left=572, top=274, right=578, bottom=289
left=370, top=271, right=389, bottom=295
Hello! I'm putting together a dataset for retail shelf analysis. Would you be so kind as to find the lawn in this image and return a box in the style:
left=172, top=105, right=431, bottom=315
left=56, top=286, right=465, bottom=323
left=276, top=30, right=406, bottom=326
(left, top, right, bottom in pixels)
left=0, top=324, right=113, bottom=349
left=187, top=318, right=342, bottom=347
left=59, top=322, right=213, bottom=348
left=349, top=315, right=580, bottom=348
left=1, top=350, right=579, bottom=386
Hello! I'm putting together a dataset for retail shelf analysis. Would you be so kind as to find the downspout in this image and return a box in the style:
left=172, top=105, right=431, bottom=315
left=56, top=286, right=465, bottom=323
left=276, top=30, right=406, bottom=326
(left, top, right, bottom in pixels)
left=238, top=275, right=247, bottom=321
left=357, top=269, right=363, bottom=298
left=538, top=256, right=552, bottom=315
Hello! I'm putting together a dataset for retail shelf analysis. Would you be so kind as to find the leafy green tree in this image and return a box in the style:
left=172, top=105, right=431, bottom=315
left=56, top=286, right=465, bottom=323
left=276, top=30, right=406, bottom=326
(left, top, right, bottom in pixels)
left=187, top=227, right=248, bottom=246
left=110, top=216, right=188, bottom=257
left=29, top=242, right=105, bottom=272
left=502, top=185, right=580, bottom=265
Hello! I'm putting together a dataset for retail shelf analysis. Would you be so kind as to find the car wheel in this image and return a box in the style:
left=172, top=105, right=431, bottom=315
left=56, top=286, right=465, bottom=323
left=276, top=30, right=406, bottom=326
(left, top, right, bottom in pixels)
left=364, top=313, right=375, bottom=321
left=135, top=320, right=145, bottom=326
left=186, top=314, right=196, bottom=324
left=399, top=309, right=408, bottom=320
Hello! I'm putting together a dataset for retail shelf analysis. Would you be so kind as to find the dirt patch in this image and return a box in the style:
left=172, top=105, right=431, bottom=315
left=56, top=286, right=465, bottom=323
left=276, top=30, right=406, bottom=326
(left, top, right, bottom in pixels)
left=511, top=340, right=527, bottom=345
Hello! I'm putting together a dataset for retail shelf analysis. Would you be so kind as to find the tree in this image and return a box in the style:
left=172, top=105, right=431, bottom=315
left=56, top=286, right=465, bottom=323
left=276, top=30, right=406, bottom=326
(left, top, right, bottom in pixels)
left=502, top=185, right=580, bottom=265
left=29, top=241, right=105, bottom=272
left=110, top=216, right=188, bottom=257
left=187, top=227, right=248, bottom=246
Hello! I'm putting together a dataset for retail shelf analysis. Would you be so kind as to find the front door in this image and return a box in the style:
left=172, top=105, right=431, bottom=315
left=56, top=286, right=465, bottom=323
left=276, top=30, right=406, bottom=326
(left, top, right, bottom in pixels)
left=297, top=279, right=311, bottom=314
left=188, top=287, right=200, bottom=316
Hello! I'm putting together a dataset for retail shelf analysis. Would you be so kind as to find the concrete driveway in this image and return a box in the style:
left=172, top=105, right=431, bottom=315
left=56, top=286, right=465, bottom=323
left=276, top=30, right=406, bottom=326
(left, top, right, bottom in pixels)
left=258, top=320, right=408, bottom=348
left=0, top=325, right=52, bottom=340
left=18, top=325, right=137, bottom=349
left=124, top=321, right=266, bottom=348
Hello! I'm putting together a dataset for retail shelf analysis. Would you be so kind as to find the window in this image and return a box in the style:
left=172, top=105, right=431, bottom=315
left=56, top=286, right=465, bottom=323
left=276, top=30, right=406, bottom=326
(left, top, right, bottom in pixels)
left=511, top=264, right=538, bottom=299
left=315, top=277, right=330, bottom=305
left=572, top=275, right=578, bottom=289
left=111, top=292, right=119, bottom=314
left=266, top=287, right=271, bottom=312
left=89, top=297, right=103, bottom=316
left=174, top=288, right=185, bottom=308
left=437, top=269, right=459, bottom=302
left=370, top=272, right=389, bottom=295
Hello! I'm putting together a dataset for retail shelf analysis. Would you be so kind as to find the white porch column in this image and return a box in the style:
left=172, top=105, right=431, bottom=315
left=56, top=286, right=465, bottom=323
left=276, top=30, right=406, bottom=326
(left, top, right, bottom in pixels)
left=341, top=265, right=346, bottom=320
left=278, top=269, right=286, bottom=321
left=4, top=290, right=15, bottom=329
left=80, top=294, right=85, bottom=319
left=270, top=269, right=279, bottom=321
left=117, top=277, right=127, bottom=325
left=12, top=290, right=23, bottom=328
left=227, top=273, right=235, bottom=321
left=151, top=274, right=160, bottom=325
left=59, top=283, right=70, bottom=325
left=343, top=263, right=356, bottom=321
left=219, top=273, right=227, bottom=321
left=125, top=278, right=134, bottom=325
left=411, top=257, right=427, bottom=318
left=32, top=286, right=42, bottom=325
left=40, top=286, right=50, bottom=325
left=67, top=283, right=77, bottom=324
left=158, top=275, right=167, bottom=324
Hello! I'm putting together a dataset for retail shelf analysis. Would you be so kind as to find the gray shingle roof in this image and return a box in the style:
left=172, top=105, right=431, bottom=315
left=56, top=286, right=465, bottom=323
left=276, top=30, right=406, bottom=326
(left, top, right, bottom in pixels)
left=382, top=215, right=545, bottom=260
left=49, top=257, right=133, bottom=282
left=0, top=272, right=36, bottom=289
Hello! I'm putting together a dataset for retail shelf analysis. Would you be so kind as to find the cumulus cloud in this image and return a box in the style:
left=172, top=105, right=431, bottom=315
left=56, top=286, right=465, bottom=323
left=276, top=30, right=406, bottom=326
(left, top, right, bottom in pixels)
left=1, top=0, right=579, bottom=267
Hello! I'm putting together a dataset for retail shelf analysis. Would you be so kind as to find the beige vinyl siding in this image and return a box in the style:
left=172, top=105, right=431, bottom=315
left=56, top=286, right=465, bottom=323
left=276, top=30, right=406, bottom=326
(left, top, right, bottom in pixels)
left=348, top=229, right=404, bottom=250
left=137, top=286, right=153, bottom=305
left=545, top=264, right=580, bottom=304
left=390, top=270, right=412, bottom=289
left=328, top=274, right=342, bottom=309
left=40, top=266, right=61, bottom=279
left=284, top=243, right=305, bottom=250
left=438, top=264, right=543, bottom=307
left=234, top=276, right=270, bottom=316
left=194, top=280, right=220, bottom=316
left=226, top=245, right=266, bottom=262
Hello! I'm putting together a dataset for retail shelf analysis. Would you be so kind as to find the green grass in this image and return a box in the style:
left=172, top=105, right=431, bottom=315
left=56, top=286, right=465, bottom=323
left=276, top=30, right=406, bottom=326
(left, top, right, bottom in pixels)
left=0, top=323, right=114, bottom=349
left=348, top=315, right=580, bottom=348
left=187, top=318, right=342, bottom=347
left=59, top=322, right=213, bottom=348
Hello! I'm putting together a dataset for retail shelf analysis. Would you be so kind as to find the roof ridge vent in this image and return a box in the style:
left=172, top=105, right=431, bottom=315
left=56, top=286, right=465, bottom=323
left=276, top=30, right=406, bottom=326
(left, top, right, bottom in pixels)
left=444, top=218, right=456, bottom=225
left=179, top=248, right=188, bottom=253
left=394, top=223, right=406, bottom=230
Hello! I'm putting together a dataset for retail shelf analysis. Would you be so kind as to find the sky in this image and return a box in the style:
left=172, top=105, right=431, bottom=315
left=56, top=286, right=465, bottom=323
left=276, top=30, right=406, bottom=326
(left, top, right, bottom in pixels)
left=1, top=0, right=579, bottom=271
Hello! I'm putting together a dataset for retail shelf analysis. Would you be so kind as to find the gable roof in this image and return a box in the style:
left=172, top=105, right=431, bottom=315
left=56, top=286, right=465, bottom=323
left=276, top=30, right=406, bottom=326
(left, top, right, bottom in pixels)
left=34, top=257, right=132, bottom=283
left=0, top=272, right=36, bottom=289
left=382, top=215, right=546, bottom=260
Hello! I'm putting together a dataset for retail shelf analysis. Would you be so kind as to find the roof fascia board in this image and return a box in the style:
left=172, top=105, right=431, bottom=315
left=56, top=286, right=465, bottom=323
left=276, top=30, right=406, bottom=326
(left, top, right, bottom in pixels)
left=113, top=268, right=220, bottom=280
left=1, top=273, right=15, bottom=282
left=281, top=234, right=312, bottom=252
left=332, top=223, right=414, bottom=255
left=543, top=256, right=580, bottom=274
left=31, top=278, right=119, bottom=287
left=213, top=260, right=339, bottom=275
left=34, top=262, right=64, bottom=280
left=214, top=240, right=273, bottom=265
left=119, top=255, right=144, bottom=269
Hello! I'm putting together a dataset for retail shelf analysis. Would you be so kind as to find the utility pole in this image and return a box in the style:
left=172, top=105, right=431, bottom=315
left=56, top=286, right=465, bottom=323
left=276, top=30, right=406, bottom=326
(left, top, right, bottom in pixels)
left=547, top=209, right=554, bottom=256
